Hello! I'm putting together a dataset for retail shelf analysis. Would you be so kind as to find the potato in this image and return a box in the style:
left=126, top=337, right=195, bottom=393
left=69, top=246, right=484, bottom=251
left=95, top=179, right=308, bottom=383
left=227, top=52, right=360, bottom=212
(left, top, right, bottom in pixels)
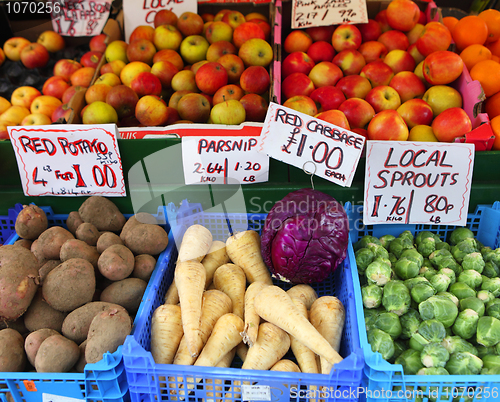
left=0, top=316, right=28, bottom=335
left=35, top=334, right=79, bottom=372
left=75, top=340, right=87, bottom=373
left=15, top=204, right=48, bottom=240
left=14, top=238, right=33, bottom=250
left=39, top=260, right=61, bottom=284
left=0, top=245, right=39, bottom=321
left=66, top=211, right=84, bottom=235
left=96, top=232, right=123, bottom=253
left=31, top=239, right=47, bottom=267
left=132, top=254, right=157, bottom=282
left=124, top=224, right=169, bottom=255
left=76, top=222, right=101, bottom=246
left=23, top=289, right=66, bottom=332
left=120, top=213, right=159, bottom=242
left=37, top=226, right=75, bottom=260
left=61, top=301, right=127, bottom=343
left=60, top=239, right=100, bottom=268
left=100, top=278, right=148, bottom=314
left=24, top=328, right=59, bottom=367
left=98, top=244, right=134, bottom=281
left=79, top=196, right=126, bottom=232
left=42, top=258, right=96, bottom=312
left=85, top=309, right=132, bottom=364
left=0, top=328, right=26, bottom=372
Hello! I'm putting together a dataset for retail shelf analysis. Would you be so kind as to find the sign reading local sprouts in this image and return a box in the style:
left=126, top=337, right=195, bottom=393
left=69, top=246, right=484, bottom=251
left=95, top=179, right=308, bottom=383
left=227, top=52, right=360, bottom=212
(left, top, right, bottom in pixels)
left=363, top=141, right=475, bottom=226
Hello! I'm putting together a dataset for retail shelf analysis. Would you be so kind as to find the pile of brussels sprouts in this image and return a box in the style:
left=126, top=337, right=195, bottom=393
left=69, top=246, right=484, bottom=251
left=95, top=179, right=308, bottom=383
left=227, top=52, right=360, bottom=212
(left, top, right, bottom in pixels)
left=356, top=227, right=500, bottom=376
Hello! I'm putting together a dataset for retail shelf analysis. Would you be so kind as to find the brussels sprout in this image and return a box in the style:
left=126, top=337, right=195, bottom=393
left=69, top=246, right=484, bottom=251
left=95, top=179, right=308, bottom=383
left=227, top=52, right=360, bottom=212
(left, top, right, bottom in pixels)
left=429, top=274, right=451, bottom=294
left=477, top=289, right=495, bottom=304
left=395, top=349, right=424, bottom=374
left=445, top=352, right=483, bottom=375
left=411, top=282, right=437, bottom=304
left=442, top=336, right=478, bottom=355
left=394, top=257, right=420, bottom=280
left=390, top=339, right=407, bottom=363
left=389, top=237, right=415, bottom=259
left=374, top=311, right=402, bottom=339
left=436, top=292, right=459, bottom=307
left=367, top=328, right=395, bottom=360
left=416, top=231, right=441, bottom=246
left=435, top=241, right=451, bottom=251
left=449, top=227, right=475, bottom=246
left=461, top=252, right=485, bottom=273
left=482, top=366, right=500, bottom=375
left=417, top=367, right=449, bottom=375
left=364, top=308, right=380, bottom=331
left=405, top=276, right=430, bottom=290
left=482, top=355, right=500, bottom=371
left=410, top=319, right=448, bottom=352
left=483, top=261, right=500, bottom=278
left=444, top=260, right=463, bottom=277
left=459, top=297, right=485, bottom=317
left=457, top=269, right=483, bottom=290
left=477, top=316, right=500, bottom=347
left=486, top=299, right=500, bottom=320
left=418, top=237, right=437, bottom=258
left=495, top=342, right=500, bottom=355
left=379, top=234, right=396, bottom=250
left=362, top=284, right=383, bottom=309
left=355, top=247, right=375, bottom=274
left=419, top=296, right=459, bottom=328
left=481, top=246, right=493, bottom=257
left=438, top=268, right=456, bottom=285
left=451, top=238, right=479, bottom=264
left=449, top=282, right=476, bottom=300
left=483, top=248, right=500, bottom=266
left=452, top=309, right=479, bottom=340
left=399, top=230, right=414, bottom=242
left=401, top=248, right=424, bottom=268
left=388, top=252, right=398, bottom=265
left=429, top=250, right=461, bottom=275
left=354, top=235, right=381, bottom=251
left=419, top=265, right=438, bottom=280
left=400, top=308, right=421, bottom=340
left=481, top=277, right=500, bottom=297
left=382, top=280, right=411, bottom=316
left=476, top=345, right=497, bottom=358
left=367, top=242, right=390, bottom=260
left=366, top=259, right=392, bottom=286
left=421, top=342, right=450, bottom=368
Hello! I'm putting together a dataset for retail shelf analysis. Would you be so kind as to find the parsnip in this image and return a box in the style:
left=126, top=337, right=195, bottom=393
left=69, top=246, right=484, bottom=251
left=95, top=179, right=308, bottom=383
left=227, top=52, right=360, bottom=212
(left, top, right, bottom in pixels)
left=270, top=359, right=301, bottom=372
left=213, top=263, right=246, bottom=320
left=164, top=280, right=179, bottom=305
left=202, top=241, right=230, bottom=289
left=177, top=224, right=212, bottom=263
left=235, top=341, right=248, bottom=362
left=287, top=284, right=318, bottom=309
left=290, top=297, right=319, bottom=374
left=151, top=304, right=183, bottom=364
left=241, top=281, right=268, bottom=346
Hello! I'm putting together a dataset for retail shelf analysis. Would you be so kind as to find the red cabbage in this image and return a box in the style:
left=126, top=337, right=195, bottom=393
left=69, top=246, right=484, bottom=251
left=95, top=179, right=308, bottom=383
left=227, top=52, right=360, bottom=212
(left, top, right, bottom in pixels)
left=261, top=189, right=349, bottom=284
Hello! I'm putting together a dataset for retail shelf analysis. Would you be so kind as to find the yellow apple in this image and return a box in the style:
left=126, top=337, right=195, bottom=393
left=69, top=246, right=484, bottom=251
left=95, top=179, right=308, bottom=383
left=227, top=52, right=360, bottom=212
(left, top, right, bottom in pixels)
left=21, top=113, right=52, bottom=126
left=3, top=37, right=30, bottom=61
left=104, top=40, right=129, bottom=64
left=82, top=101, right=118, bottom=124
left=94, top=72, right=121, bottom=87
left=422, top=85, right=463, bottom=117
left=11, top=86, right=42, bottom=108
left=408, top=124, right=438, bottom=141
left=37, top=30, right=65, bottom=53
left=120, top=61, right=151, bottom=87
left=0, top=96, right=12, bottom=114
left=0, top=105, right=30, bottom=125
left=30, top=95, right=62, bottom=118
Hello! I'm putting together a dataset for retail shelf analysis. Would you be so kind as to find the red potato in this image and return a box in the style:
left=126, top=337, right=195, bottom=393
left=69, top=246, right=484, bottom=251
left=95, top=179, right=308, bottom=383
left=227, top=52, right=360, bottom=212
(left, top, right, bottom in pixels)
left=123, top=223, right=169, bottom=255
left=24, top=328, right=60, bottom=367
left=14, top=238, right=33, bottom=250
left=0, top=328, right=26, bottom=372
left=23, top=288, right=66, bottom=332
left=35, top=334, right=80, bottom=372
left=66, top=211, right=84, bottom=235
left=38, top=260, right=61, bottom=284
left=37, top=226, right=75, bottom=260
left=78, top=196, right=126, bottom=232
left=98, top=244, right=135, bottom=281
left=97, top=232, right=124, bottom=253
left=60, top=239, right=100, bottom=268
left=15, top=204, right=48, bottom=240
left=120, top=213, right=158, bottom=242
left=31, top=239, right=47, bottom=267
left=100, top=277, right=148, bottom=314
left=132, top=254, right=156, bottom=281
left=75, top=222, right=101, bottom=246
left=74, top=340, right=87, bottom=373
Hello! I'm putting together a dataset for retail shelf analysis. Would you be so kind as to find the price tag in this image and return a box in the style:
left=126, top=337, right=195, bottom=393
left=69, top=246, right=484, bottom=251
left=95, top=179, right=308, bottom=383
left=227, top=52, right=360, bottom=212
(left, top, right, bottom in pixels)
left=260, top=102, right=365, bottom=187
left=364, top=141, right=475, bottom=226
left=51, top=0, right=112, bottom=37
left=241, top=385, right=271, bottom=401
left=9, top=124, right=126, bottom=197
left=122, top=0, right=197, bottom=43
left=43, top=394, right=84, bottom=402
left=182, top=136, right=269, bottom=185
left=291, top=0, right=368, bottom=29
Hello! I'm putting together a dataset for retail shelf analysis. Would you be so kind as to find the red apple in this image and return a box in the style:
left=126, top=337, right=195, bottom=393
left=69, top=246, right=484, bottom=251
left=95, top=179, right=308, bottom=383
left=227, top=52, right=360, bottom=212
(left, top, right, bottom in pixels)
left=177, top=12, right=204, bottom=37
left=80, top=50, right=103, bottom=69
left=282, top=72, right=315, bottom=100
left=419, top=10, right=427, bottom=25
left=153, top=24, right=183, bottom=51
left=422, top=50, right=464, bottom=85
left=240, top=66, right=270, bottom=95
left=397, top=98, right=433, bottom=128
left=305, top=25, right=335, bottom=42
left=195, top=61, right=228, bottom=95
left=307, top=41, right=336, bottom=64
left=217, top=54, right=245, bottom=83
left=126, top=39, right=156, bottom=65
left=213, top=84, right=244, bottom=105
left=284, top=30, right=312, bottom=54
left=135, top=95, right=169, bottom=126
left=247, top=19, right=271, bottom=41
left=209, top=99, right=246, bottom=125
left=308, top=61, right=343, bottom=88
left=206, top=40, right=236, bottom=62
left=283, top=95, right=318, bottom=116
left=416, top=22, right=452, bottom=57
left=11, top=86, right=41, bottom=109
left=53, top=59, right=83, bottom=81
left=367, top=109, right=409, bottom=140
left=359, top=41, right=388, bottom=63
left=356, top=19, right=382, bottom=42
left=389, top=71, right=426, bottom=102
left=360, top=61, right=394, bottom=87
left=221, top=10, right=246, bottom=30
left=20, top=43, right=50, bottom=69
left=42, top=76, right=70, bottom=100
left=100, top=60, right=126, bottom=76
left=351, top=127, right=368, bottom=139
left=51, top=104, right=73, bottom=123
left=70, top=66, right=96, bottom=87
left=365, top=85, right=402, bottom=113
left=129, top=26, right=155, bottom=44
left=233, top=22, right=265, bottom=49
left=120, top=61, right=151, bottom=87
left=62, top=85, right=85, bottom=104
left=332, top=49, right=366, bottom=76
left=315, top=109, right=350, bottom=130
left=338, top=98, right=375, bottom=129
left=191, top=60, right=209, bottom=75
left=375, top=10, right=391, bottom=33
left=336, top=75, right=372, bottom=99
left=85, top=83, right=112, bottom=104
left=90, top=33, right=108, bottom=52
left=151, top=60, right=179, bottom=89
left=386, top=0, right=420, bottom=32
left=154, top=9, right=178, bottom=28
left=37, top=30, right=65, bottom=53
left=431, top=107, right=472, bottom=142
left=310, top=86, right=346, bottom=112
left=332, top=24, right=362, bottom=52
left=378, top=30, right=410, bottom=51
left=3, top=37, right=30, bottom=61
left=177, top=93, right=211, bottom=122
left=171, top=70, right=198, bottom=93
left=240, top=93, right=268, bottom=122
left=282, top=51, right=315, bottom=79
left=164, top=106, right=180, bottom=125
left=130, top=72, right=162, bottom=98
left=106, top=85, right=139, bottom=119
left=153, top=49, right=184, bottom=70
left=383, top=50, right=416, bottom=73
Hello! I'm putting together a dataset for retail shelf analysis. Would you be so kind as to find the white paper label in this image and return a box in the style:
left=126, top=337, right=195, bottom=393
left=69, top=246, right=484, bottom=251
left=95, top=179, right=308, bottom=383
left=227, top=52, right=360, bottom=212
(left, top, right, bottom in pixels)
left=43, top=394, right=84, bottom=402
left=364, top=141, right=475, bottom=226
left=291, top=0, right=368, bottom=29
left=241, top=385, right=271, bottom=401
left=182, top=136, right=269, bottom=185
left=51, top=0, right=112, bottom=37
left=9, top=124, right=126, bottom=197
left=260, top=102, right=365, bottom=187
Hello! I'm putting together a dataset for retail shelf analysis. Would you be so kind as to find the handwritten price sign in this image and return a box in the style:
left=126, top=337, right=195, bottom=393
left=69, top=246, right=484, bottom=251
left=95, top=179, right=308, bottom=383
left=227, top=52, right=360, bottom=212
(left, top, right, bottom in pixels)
left=9, top=124, right=126, bottom=197
left=182, top=136, right=269, bottom=185
left=364, top=141, right=475, bottom=226
left=292, top=0, right=368, bottom=29
left=50, top=0, right=112, bottom=37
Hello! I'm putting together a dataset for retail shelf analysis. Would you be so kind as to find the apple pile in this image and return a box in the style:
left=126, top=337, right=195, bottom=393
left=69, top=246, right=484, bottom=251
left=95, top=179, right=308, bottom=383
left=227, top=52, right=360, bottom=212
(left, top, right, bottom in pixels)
left=80, top=8, right=274, bottom=127
left=280, top=0, right=473, bottom=143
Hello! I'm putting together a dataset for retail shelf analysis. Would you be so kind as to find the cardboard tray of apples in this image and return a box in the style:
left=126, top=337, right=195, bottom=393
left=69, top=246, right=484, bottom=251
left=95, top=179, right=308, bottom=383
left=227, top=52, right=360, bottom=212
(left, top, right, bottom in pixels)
left=277, top=0, right=496, bottom=151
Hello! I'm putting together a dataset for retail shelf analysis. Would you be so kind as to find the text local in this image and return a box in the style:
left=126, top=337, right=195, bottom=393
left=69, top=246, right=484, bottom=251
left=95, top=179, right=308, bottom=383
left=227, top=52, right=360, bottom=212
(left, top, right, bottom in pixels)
left=374, top=147, right=459, bottom=189
left=18, top=136, right=109, bottom=156
left=275, top=108, right=364, bottom=149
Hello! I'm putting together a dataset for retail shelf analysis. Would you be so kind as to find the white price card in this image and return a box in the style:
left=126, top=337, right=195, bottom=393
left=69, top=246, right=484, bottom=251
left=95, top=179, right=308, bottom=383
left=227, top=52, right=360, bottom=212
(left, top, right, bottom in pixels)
left=43, top=394, right=84, bottom=402
left=364, top=141, right=475, bottom=226
left=123, top=0, right=197, bottom=42
left=241, top=385, right=271, bottom=401
left=51, top=0, right=112, bottom=37
left=291, top=0, right=368, bottom=29
left=9, top=124, right=126, bottom=197
left=259, top=102, right=365, bottom=187
left=182, top=136, right=269, bottom=185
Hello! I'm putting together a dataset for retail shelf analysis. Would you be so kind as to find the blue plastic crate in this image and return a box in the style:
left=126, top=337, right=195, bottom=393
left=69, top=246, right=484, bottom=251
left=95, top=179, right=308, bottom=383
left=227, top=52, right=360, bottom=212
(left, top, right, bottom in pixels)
left=346, top=201, right=500, bottom=402
left=0, top=204, right=171, bottom=402
left=123, top=208, right=365, bottom=402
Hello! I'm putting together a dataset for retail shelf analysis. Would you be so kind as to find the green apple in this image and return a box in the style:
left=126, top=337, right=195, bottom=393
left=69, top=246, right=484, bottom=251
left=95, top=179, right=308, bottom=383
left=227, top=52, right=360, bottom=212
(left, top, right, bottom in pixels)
left=238, top=38, right=273, bottom=67
left=210, top=99, right=246, bottom=125
left=105, top=40, right=129, bottom=64
left=180, top=35, right=210, bottom=65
